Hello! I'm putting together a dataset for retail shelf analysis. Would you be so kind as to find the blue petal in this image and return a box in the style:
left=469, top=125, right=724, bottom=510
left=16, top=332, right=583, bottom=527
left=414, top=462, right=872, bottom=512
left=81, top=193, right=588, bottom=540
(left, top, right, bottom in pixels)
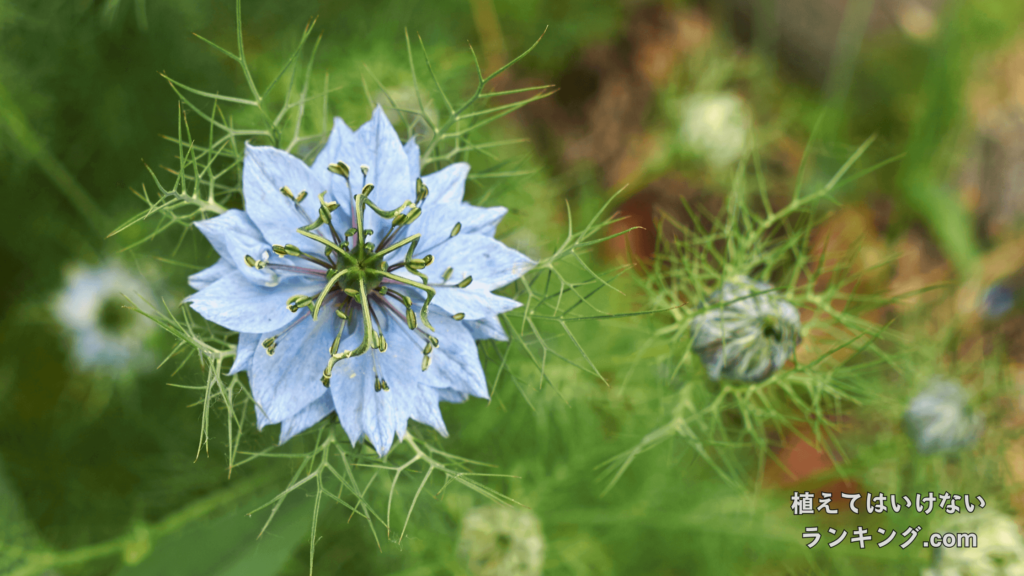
left=312, top=117, right=363, bottom=222
left=243, top=143, right=331, bottom=252
left=188, top=258, right=234, bottom=290
left=381, top=308, right=489, bottom=399
left=464, top=315, right=508, bottom=342
left=420, top=234, right=534, bottom=291
left=327, top=332, right=375, bottom=449
left=327, top=321, right=449, bottom=457
left=355, top=106, right=411, bottom=232
left=424, top=311, right=489, bottom=398
left=420, top=163, right=470, bottom=205
left=278, top=390, right=336, bottom=444
left=404, top=203, right=507, bottom=255
left=185, top=270, right=322, bottom=334
left=229, top=332, right=260, bottom=376
left=405, top=135, right=421, bottom=184
left=436, top=388, right=469, bottom=403
left=251, top=313, right=340, bottom=428
left=430, top=287, right=521, bottom=321
left=194, top=209, right=279, bottom=285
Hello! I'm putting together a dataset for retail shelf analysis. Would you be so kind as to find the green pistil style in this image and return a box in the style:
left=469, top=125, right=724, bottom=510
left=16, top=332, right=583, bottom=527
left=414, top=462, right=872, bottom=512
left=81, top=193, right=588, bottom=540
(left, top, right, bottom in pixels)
left=255, top=163, right=473, bottom=389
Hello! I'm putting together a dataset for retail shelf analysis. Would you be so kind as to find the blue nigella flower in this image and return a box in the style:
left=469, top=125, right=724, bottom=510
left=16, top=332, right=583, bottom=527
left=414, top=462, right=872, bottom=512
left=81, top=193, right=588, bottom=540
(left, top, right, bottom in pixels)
left=689, top=275, right=802, bottom=382
left=903, top=377, right=982, bottom=455
left=980, top=284, right=1015, bottom=320
left=185, top=106, right=534, bottom=456
left=53, top=260, right=155, bottom=373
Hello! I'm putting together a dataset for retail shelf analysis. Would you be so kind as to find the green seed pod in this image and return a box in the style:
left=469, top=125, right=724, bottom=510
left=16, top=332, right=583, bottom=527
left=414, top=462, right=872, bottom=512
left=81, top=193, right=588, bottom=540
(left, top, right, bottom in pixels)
left=689, top=275, right=801, bottom=383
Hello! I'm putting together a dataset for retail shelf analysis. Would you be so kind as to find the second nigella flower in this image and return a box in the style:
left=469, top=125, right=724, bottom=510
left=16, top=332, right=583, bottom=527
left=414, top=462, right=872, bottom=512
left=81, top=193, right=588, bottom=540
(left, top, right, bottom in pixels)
left=689, top=275, right=802, bottom=382
left=903, top=378, right=982, bottom=456
left=185, top=106, right=534, bottom=456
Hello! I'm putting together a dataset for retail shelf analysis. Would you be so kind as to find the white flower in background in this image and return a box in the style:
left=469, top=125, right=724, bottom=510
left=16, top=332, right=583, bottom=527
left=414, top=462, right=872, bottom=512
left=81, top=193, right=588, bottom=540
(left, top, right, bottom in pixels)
left=458, top=506, right=545, bottom=576
left=924, top=510, right=1024, bottom=576
left=903, top=378, right=983, bottom=455
left=53, top=261, right=155, bottom=373
left=679, top=92, right=751, bottom=168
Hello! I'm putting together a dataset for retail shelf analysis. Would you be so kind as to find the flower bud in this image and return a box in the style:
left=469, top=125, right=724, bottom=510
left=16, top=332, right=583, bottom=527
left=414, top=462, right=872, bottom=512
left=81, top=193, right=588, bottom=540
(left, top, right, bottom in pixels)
left=689, top=275, right=801, bottom=382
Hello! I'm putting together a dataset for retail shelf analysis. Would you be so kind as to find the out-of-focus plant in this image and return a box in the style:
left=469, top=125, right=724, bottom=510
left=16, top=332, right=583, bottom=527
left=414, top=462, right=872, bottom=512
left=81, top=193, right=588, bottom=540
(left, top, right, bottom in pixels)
left=599, top=136, right=906, bottom=490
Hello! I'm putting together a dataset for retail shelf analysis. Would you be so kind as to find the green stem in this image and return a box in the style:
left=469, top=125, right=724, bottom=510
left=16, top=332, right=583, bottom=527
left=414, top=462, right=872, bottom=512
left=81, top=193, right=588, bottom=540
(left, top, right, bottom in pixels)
left=10, top=475, right=273, bottom=576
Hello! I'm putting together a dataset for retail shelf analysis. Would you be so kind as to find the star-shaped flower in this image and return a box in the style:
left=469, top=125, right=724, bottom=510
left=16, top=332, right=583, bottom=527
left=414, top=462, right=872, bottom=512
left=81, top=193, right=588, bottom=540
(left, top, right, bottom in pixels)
left=185, top=106, right=533, bottom=456
left=689, top=275, right=802, bottom=382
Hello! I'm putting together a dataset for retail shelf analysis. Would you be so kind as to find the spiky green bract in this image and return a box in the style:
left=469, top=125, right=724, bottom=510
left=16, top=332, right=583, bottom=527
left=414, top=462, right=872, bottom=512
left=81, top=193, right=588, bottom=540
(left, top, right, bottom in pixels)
left=598, top=137, right=905, bottom=490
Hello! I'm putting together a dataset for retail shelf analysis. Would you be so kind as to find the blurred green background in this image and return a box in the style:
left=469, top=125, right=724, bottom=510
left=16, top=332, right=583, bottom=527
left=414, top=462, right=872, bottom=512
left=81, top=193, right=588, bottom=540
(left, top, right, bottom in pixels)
left=3, top=0, right=1024, bottom=574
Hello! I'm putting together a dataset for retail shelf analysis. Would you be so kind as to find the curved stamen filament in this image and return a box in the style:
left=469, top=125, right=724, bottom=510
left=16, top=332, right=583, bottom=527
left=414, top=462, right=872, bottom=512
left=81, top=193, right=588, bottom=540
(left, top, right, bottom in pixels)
left=296, top=230, right=356, bottom=266
left=311, top=268, right=349, bottom=320
left=378, top=271, right=435, bottom=331
left=333, top=275, right=375, bottom=360
left=264, top=263, right=327, bottom=277
left=366, top=233, right=420, bottom=264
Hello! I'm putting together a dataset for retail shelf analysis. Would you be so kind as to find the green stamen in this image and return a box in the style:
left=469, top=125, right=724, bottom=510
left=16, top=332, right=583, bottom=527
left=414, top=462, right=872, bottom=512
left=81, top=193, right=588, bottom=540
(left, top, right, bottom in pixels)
left=415, top=178, right=429, bottom=204
left=327, top=161, right=350, bottom=179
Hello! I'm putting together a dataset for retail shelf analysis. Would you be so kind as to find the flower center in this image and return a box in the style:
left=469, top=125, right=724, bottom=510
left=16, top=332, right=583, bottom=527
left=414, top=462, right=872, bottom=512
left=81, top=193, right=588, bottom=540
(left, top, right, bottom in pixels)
left=761, top=316, right=783, bottom=341
left=246, top=162, right=471, bottom=390
left=98, top=297, right=134, bottom=334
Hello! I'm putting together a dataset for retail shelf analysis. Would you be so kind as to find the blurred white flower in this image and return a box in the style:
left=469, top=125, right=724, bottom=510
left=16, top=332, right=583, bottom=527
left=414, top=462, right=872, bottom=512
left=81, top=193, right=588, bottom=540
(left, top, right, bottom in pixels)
left=458, top=505, right=545, bottom=576
left=679, top=92, right=750, bottom=168
left=53, top=260, right=155, bottom=373
left=924, top=510, right=1024, bottom=576
left=903, top=378, right=982, bottom=455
